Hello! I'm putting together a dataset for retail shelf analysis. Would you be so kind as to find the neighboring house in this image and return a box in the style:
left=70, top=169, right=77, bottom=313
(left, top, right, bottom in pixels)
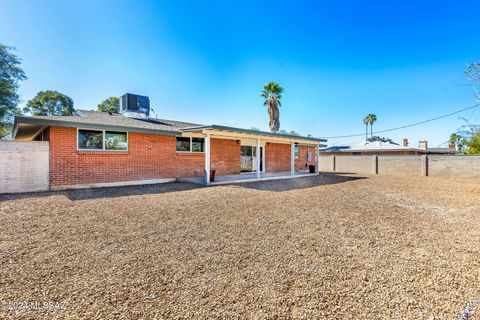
left=319, top=137, right=457, bottom=156
left=13, top=95, right=326, bottom=189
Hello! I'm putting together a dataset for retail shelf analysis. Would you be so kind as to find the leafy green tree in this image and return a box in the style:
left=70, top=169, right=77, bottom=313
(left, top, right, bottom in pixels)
left=465, top=63, right=480, bottom=81
left=0, top=43, right=26, bottom=138
left=260, top=82, right=284, bottom=133
left=462, top=63, right=480, bottom=153
left=24, top=90, right=74, bottom=116
left=466, top=134, right=480, bottom=154
left=97, top=97, right=119, bottom=113
left=450, top=121, right=480, bottom=154
left=278, top=129, right=300, bottom=136
left=465, top=63, right=480, bottom=101
left=289, top=130, right=300, bottom=136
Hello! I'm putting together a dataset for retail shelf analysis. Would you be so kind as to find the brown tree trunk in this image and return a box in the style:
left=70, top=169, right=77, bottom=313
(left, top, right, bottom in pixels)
left=267, top=101, right=280, bottom=133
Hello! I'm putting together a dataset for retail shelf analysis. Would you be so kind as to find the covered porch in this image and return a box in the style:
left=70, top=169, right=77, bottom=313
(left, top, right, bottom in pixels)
left=179, top=125, right=326, bottom=186
left=178, top=171, right=318, bottom=186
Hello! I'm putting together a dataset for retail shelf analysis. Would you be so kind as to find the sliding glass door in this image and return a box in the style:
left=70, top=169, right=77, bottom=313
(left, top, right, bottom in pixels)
left=240, top=146, right=263, bottom=172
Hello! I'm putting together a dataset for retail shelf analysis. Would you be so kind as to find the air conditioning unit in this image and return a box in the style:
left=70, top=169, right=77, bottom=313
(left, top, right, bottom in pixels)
left=120, top=93, right=150, bottom=118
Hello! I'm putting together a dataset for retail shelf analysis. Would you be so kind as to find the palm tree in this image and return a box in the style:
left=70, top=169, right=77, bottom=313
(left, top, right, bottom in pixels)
left=369, top=114, right=377, bottom=138
left=260, top=82, right=284, bottom=133
left=363, top=115, right=370, bottom=140
left=449, top=133, right=464, bottom=153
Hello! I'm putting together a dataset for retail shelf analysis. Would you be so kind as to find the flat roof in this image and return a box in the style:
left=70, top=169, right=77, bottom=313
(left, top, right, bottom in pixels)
left=320, top=140, right=424, bottom=153
left=181, top=125, right=327, bottom=143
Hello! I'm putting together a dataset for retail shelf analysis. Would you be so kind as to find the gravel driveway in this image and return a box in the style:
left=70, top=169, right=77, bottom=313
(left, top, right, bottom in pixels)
left=1, top=174, right=479, bottom=319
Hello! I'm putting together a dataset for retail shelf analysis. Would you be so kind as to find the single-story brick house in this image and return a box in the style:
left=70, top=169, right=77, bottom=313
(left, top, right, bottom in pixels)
left=13, top=108, right=326, bottom=190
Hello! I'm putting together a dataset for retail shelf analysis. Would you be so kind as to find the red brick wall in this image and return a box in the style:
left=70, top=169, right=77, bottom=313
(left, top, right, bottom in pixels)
left=264, top=143, right=317, bottom=172
left=48, top=127, right=245, bottom=186
left=211, top=138, right=240, bottom=175
left=265, top=142, right=291, bottom=172
left=295, top=145, right=317, bottom=171
left=50, top=127, right=181, bottom=186
left=175, top=153, right=205, bottom=178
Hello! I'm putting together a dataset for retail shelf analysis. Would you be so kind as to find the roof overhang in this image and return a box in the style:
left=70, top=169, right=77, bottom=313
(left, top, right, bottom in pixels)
left=13, top=122, right=47, bottom=141
left=181, top=125, right=327, bottom=145
left=13, top=116, right=179, bottom=140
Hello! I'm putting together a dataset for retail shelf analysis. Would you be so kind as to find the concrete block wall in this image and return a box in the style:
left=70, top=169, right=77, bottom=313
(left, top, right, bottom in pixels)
left=334, top=156, right=373, bottom=174
left=0, top=141, right=49, bottom=193
left=429, top=156, right=480, bottom=178
left=318, top=156, right=334, bottom=172
left=377, top=156, right=423, bottom=176
left=319, top=155, right=480, bottom=179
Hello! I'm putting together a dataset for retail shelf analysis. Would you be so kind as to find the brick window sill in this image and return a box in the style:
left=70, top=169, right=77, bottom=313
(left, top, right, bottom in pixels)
left=77, top=151, right=129, bottom=155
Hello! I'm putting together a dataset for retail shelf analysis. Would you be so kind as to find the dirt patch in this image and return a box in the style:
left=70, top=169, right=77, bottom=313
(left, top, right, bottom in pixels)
left=1, top=174, right=479, bottom=319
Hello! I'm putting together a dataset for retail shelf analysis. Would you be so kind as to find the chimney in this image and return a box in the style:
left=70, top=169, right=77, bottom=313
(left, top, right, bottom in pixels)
left=419, top=140, right=428, bottom=150
left=403, top=138, right=409, bottom=147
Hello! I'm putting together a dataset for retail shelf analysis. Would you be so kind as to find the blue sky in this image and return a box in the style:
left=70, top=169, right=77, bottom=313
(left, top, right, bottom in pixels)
left=1, top=0, right=479, bottom=146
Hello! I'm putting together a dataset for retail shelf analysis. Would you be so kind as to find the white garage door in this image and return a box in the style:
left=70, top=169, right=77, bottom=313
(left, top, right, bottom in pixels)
left=0, top=141, right=49, bottom=193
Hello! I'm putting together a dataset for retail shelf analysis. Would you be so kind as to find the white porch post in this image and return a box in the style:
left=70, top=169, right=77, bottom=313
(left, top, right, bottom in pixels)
left=256, top=138, right=261, bottom=179
left=290, top=142, right=295, bottom=176
left=205, top=133, right=211, bottom=185
left=315, top=143, right=320, bottom=174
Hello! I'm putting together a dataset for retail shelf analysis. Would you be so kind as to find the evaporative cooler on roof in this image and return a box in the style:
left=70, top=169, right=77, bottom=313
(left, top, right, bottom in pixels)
left=120, top=93, right=150, bottom=117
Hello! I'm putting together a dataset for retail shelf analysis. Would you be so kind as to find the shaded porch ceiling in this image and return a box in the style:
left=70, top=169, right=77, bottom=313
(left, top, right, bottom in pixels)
left=180, top=125, right=326, bottom=146
left=13, top=123, right=46, bottom=141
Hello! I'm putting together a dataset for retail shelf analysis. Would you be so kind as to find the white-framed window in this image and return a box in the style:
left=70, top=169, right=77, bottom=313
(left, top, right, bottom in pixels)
left=77, top=129, right=128, bottom=151
left=176, top=137, right=204, bottom=153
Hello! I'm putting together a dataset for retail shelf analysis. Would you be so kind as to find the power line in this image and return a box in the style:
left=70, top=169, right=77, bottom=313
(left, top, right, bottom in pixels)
left=318, top=103, right=480, bottom=139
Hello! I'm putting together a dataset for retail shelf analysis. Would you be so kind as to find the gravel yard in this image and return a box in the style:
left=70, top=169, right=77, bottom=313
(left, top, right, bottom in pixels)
left=1, top=174, right=480, bottom=319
